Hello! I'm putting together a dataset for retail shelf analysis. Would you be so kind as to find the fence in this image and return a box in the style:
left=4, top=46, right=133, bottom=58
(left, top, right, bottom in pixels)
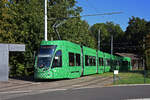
left=113, top=70, right=150, bottom=84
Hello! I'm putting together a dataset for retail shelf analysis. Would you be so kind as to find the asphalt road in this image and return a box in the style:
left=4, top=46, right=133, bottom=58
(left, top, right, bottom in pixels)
left=6, top=85, right=150, bottom=100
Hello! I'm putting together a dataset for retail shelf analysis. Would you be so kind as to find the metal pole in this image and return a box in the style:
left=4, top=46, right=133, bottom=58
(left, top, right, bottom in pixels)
left=44, top=0, right=47, bottom=41
left=143, top=57, right=146, bottom=83
left=111, top=35, right=114, bottom=70
left=143, top=37, right=146, bottom=83
left=98, top=29, right=100, bottom=51
left=111, top=35, right=115, bottom=84
left=97, top=29, right=100, bottom=73
left=113, top=73, right=116, bottom=85
left=111, top=35, right=113, bottom=55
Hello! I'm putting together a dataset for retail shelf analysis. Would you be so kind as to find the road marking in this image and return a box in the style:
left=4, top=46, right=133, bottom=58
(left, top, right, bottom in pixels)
left=0, top=90, right=32, bottom=94
left=74, top=86, right=98, bottom=90
left=72, top=85, right=82, bottom=87
left=125, top=98, right=150, bottom=100
left=40, top=88, right=67, bottom=92
left=31, top=82, right=41, bottom=84
left=114, top=84, right=150, bottom=87
left=0, top=88, right=67, bottom=94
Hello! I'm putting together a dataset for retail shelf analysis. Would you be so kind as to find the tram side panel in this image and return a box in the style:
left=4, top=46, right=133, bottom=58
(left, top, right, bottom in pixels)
left=64, top=43, right=82, bottom=79
left=103, top=52, right=111, bottom=72
left=119, top=57, right=132, bottom=72
left=97, top=51, right=105, bottom=74
left=82, top=46, right=97, bottom=76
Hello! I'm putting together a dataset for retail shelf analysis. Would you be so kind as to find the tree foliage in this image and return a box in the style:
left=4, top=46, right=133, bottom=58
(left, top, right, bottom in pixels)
left=1, top=0, right=96, bottom=77
left=0, top=0, right=16, bottom=43
left=123, top=16, right=150, bottom=70
left=90, top=22, right=124, bottom=53
left=145, top=22, right=150, bottom=70
left=125, top=16, right=147, bottom=54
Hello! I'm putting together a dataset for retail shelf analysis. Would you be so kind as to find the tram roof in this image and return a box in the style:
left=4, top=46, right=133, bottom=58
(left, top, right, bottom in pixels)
left=40, top=40, right=80, bottom=47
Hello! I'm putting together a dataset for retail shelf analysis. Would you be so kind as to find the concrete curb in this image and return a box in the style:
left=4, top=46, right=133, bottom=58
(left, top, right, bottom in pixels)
left=113, top=84, right=150, bottom=87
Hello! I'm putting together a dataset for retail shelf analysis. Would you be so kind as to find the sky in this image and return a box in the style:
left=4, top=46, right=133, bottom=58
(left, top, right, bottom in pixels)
left=76, top=0, right=150, bottom=31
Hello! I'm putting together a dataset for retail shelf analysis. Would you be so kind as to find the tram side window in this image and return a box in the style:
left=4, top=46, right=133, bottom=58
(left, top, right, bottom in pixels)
left=69, top=52, right=75, bottom=66
left=85, top=55, right=89, bottom=66
left=123, top=61, right=128, bottom=66
left=89, top=56, right=93, bottom=66
left=102, top=58, right=103, bottom=66
left=52, top=50, right=62, bottom=67
left=99, top=58, right=103, bottom=66
left=93, top=56, right=96, bottom=66
left=107, top=59, right=110, bottom=66
left=106, top=59, right=109, bottom=66
left=99, top=58, right=101, bottom=66
left=76, top=54, right=80, bottom=66
left=85, top=55, right=96, bottom=66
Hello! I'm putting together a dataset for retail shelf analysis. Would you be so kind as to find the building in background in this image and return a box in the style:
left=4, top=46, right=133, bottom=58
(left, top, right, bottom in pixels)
left=115, top=53, right=143, bottom=70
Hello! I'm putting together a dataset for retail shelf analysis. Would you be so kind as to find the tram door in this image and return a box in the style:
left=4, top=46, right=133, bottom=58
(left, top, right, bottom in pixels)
left=51, top=48, right=67, bottom=78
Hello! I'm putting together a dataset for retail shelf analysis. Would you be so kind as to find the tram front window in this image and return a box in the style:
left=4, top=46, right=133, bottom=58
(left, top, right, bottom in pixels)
left=37, top=45, right=57, bottom=68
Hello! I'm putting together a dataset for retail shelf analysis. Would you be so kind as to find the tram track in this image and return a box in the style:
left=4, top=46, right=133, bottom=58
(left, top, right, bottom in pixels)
left=82, top=77, right=112, bottom=86
left=42, top=76, right=102, bottom=89
left=39, top=75, right=112, bottom=90
left=67, top=76, right=112, bottom=89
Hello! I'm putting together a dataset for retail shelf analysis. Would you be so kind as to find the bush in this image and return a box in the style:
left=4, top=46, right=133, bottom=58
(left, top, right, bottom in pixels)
left=16, top=63, right=25, bottom=77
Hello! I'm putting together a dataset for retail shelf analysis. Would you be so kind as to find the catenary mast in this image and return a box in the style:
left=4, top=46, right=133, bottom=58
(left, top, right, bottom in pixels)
left=44, top=0, right=47, bottom=41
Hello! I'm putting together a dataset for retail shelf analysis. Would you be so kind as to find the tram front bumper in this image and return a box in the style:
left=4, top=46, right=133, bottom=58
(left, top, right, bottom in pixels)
left=34, top=71, right=53, bottom=79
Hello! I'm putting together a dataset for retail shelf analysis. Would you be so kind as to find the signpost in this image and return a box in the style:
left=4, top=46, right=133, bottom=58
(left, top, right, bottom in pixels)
left=113, top=70, right=119, bottom=84
left=0, top=44, right=25, bottom=81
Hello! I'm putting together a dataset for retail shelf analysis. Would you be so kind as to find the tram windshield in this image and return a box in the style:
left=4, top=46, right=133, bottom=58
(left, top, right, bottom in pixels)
left=37, top=45, right=57, bottom=68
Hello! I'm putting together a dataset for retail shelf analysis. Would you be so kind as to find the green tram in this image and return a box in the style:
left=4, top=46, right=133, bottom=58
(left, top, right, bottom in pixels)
left=34, top=40, right=132, bottom=79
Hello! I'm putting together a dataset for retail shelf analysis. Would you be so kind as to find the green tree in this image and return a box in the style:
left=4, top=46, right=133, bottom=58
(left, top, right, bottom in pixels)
left=90, top=22, right=124, bottom=53
left=6, top=0, right=44, bottom=77
left=47, top=0, right=82, bottom=40
left=1, top=0, right=96, bottom=77
left=0, top=0, right=16, bottom=43
left=145, top=22, right=150, bottom=70
left=125, top=16, right=147, bottom=54
left=47, top=0, right=96, bottom=48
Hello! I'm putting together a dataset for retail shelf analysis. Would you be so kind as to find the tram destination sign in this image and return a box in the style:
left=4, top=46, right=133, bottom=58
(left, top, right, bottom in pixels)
left=8, top=44, right=25, bottom=51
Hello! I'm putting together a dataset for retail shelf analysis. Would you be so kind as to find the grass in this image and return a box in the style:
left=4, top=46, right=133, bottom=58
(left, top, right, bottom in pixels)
left=100, top=71, right=150, bottom=85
